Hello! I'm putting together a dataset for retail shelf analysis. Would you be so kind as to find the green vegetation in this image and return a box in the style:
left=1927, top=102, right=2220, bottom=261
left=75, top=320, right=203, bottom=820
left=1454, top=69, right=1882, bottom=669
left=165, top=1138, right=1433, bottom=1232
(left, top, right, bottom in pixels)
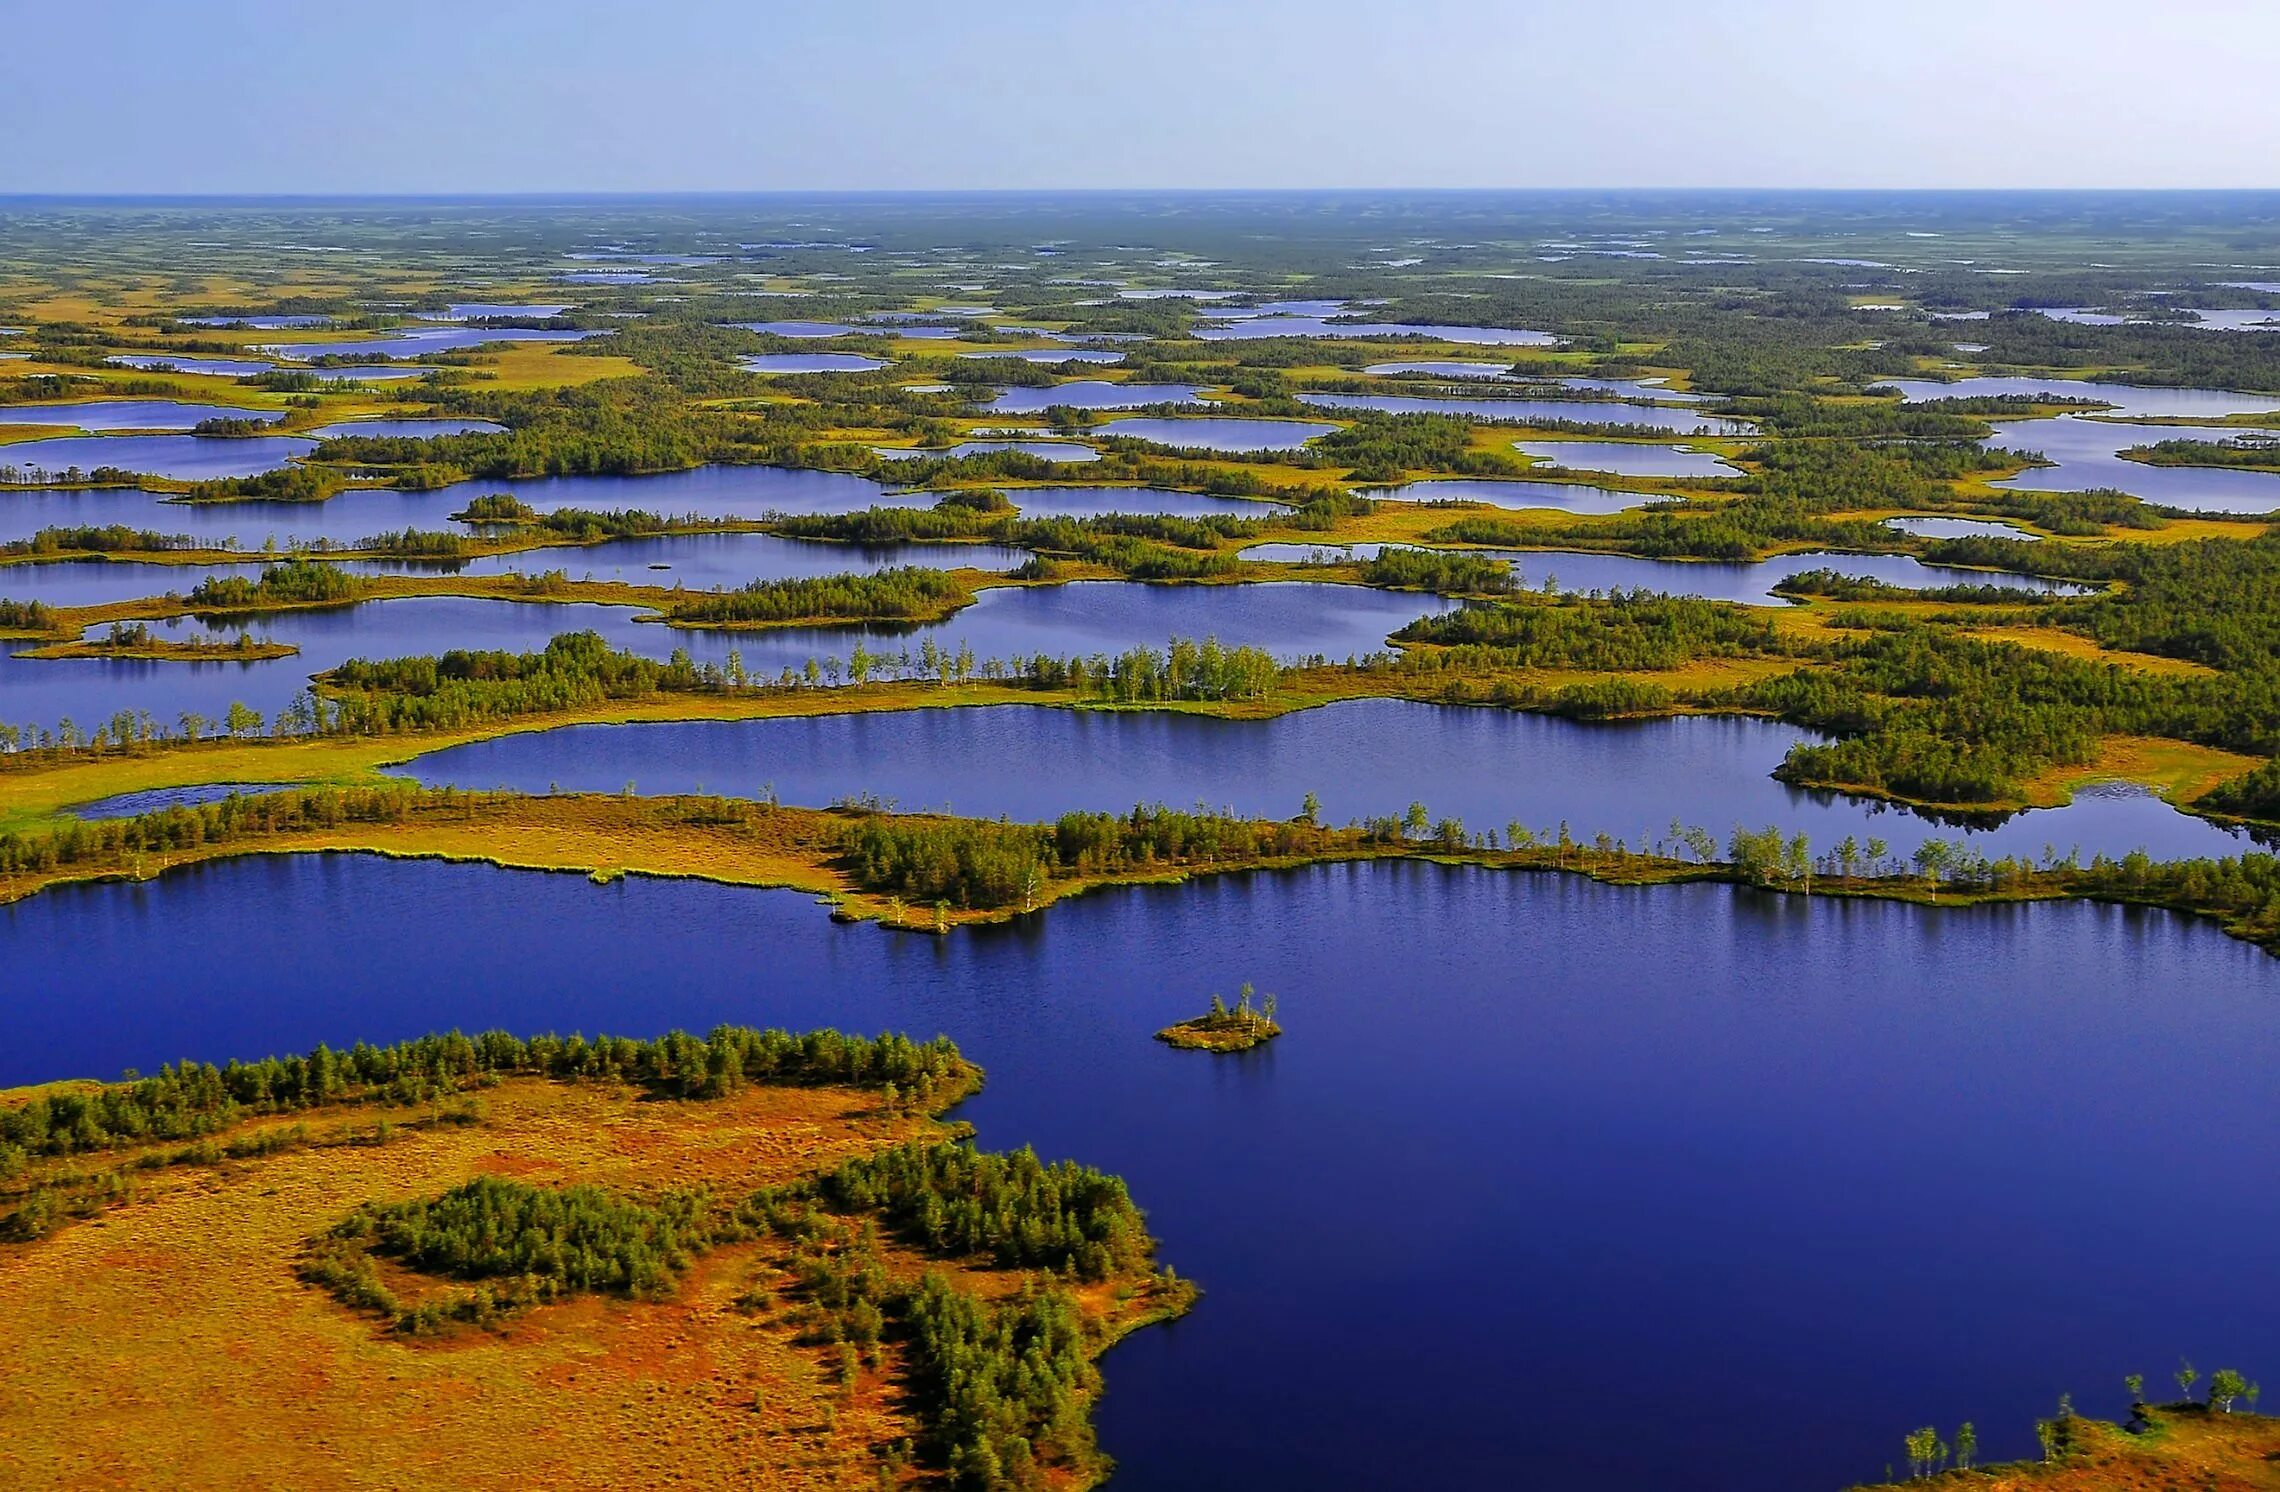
left=1156, top=983, right=1282, bottom=1051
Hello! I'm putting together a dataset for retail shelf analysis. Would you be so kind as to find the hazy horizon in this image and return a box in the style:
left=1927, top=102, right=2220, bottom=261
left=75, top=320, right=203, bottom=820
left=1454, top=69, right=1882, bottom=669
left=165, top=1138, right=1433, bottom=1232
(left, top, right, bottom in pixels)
left=13, top=0, right=2280, bottom=195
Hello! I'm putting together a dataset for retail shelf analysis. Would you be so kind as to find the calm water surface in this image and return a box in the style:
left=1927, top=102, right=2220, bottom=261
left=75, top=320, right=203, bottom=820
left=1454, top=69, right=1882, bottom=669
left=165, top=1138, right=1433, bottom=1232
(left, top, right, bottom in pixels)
left=1298, top=392, right=1750, bottom=435
left=0, top=434, right=315, bottom=480
left=1, top=858, right=2271, bottom=1491
left=987, top=383, right=1204, bottom=412
left=1097, top=417, right=1335, bottom=451
left=741, top=353, right=887, bottom=374
left=1362, top=478, right=1664, bottom=513
left=0, top=582, right=1452, bottom=729
left=1993, top=416, right=2280, bottom=513
left=1517, top=440, right=1741, bottom=479
left=399, top=701, right=2250, bottom=860
left=0, top=400, right=282, bottom=432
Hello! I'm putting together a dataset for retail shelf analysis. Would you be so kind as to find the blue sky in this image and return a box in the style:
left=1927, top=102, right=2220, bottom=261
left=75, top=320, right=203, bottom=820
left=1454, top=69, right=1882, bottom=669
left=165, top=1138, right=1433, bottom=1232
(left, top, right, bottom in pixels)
left=10, top=0, right=2280, bottom=192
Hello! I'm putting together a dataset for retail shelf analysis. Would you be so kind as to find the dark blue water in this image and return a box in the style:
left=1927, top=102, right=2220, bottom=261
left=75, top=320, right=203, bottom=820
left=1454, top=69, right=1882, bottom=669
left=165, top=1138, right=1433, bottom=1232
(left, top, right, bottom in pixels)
left=1299, top=392, right=1751, bottom=436
left=1, top=856, right=2271, bottom=1490
left=0, top=558, right=275, bottom=608
left=1097, top=417, right=1336, bottom=452
left=1516, top=440, right=1742, bottom=479
left=0, top=434, right=315, bottom=481
left=0, top=401, right=283, bottom=432
left=395, top=700, right=2251, bottom=861
left=988, top=383, right=1205, bottom=412
left=66, top=782, right=297, bottom=819
left=0, top=581, right=1454, bottom=730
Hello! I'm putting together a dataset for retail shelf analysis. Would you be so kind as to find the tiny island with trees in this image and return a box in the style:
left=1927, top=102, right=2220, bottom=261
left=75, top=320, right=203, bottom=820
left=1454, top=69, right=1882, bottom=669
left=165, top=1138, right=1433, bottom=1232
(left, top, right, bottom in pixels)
left=1156, top=982, right=1282, bottom=1051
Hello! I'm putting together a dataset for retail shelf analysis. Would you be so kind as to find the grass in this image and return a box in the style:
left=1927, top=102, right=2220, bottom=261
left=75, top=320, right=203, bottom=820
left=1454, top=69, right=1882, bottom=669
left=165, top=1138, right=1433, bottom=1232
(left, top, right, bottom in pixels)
left=1847, top=1407, right=2280, bottom=1490
left=0, top=1068, right=1173, bottom=1490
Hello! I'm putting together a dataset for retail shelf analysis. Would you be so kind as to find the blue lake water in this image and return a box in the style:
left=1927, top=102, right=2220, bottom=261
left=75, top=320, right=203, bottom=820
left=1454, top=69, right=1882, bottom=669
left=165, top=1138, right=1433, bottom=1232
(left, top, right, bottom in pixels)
left=106, top=354, right=277, bottom=376
left=1, top=857, right=2271, bottom=1491
left=875, top=441, right=1100, bottom=463
left=0, top=434, right=315, bottom=481
left=958, top=349, right=1125, bottom=365
left=1363, top=360, right=1513, bottom=378
left=1882, top=516, right=2043, bottom=541
left=0, top=466, right=925, bottom=548
left=180, top=315, right=332, bottom=330
left=0, top=581, right=1453, bottom=729
left=0, top=400, right=281, bottom=432
left=1993, top=416, right=2280, bottom=514
left=732, top=321, right=857, bottom=339
left=415, top=304, right=576, bottom=321
left=0, top=558, right=277, bottom=608
left=1517, top=440, right=1742, bottom=479
left=742, top=353, right=888, bottom=374
left=344, top=533, right=1033, bottom=589
left=1196, top=318, right=1558, bottom=344
left=298, top=365, right=440, bottom=383
left=1360, top=478, right=1665, bottom=513
left=1234, top=544, right=2082, bottom=605
left=987, top=383, right=1205, bottom=412
left=267, top=328, right=601, bottom=360
left=397, top=701, right=2251, bottom=861
left=997, top=485, right=1288, bottom=518
left=1097, top=417, right=1336, bottom=451
left=303, top=419, right=506, bottom=440
left=1878, top=376, right=2280, bottom=421
left=1298, top=392, right=1751, bottom=435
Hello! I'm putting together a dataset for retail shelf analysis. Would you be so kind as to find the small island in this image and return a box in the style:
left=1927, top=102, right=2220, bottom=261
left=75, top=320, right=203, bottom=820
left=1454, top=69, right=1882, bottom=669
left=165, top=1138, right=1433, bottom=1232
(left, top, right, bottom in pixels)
left=1157, top=982, right=1282, bottom=1052
left=17, top=622, right=297, bottom=663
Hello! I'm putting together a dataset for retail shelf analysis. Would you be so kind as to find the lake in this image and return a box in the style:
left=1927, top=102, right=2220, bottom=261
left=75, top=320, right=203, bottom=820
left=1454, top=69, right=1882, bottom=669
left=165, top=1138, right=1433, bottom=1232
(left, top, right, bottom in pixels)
left=0, top=581, right=1454, bottom=729
left=0, top=433, right=315, bottom=481
left=106, top=354, right=277, bottom=377
left=996, top=485, right=1289, bottom=517
left=987, top=383, right=1206, bottom=412
left=266, top=328, right=602, bottom=360
left=302, top=419, right=506, bottom=440
left=732, top=321, right=858, bottom=339
left=0, top=400, right=282, bottom=432
left=1, top=857, right=2270, bottom=1492
left=344, top=533, right=1033, bottom=589
left=0, top=466, right=927, bottom=548
left=959, top=349, right=1126, bottom=365
left=1194, top=317, right=1558, bottom=344
left=1298, top=392, right=1751, bottom=435
left=874, top=441, right=1100, bottom=462
left=396, top=700, right=2251, bottom=861
left=1097, top=417, right=1337, bottom=451
left=1993, top=416, right=2280, bottom=514
left=741, top=353, right=888, bottom=374
left=1516, top=440, right=1742, bottom=479
left=1877, top=376, right=2280, bottom=421
left=1233, top=543, right=2081, bottom=604
left=1882, top=516, right=2043, bottom=541
left=1357, top=478, right=1667, bottom=513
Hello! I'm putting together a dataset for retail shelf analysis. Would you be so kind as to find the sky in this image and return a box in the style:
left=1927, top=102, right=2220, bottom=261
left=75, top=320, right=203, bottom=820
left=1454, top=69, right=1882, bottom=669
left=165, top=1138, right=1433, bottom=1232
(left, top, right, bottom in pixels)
left=8, top=0, right=2280, bottom=193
